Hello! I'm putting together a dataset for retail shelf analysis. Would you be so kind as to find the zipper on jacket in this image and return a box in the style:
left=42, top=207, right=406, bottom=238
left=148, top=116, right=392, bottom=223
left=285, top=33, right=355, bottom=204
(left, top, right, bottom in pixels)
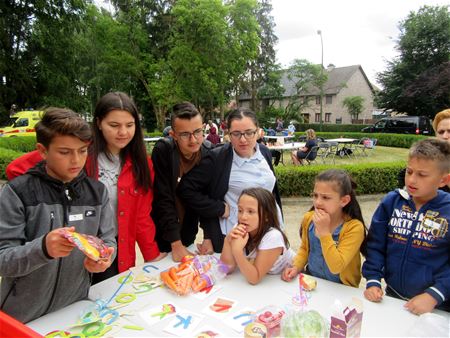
left=400, top=201, right=419, bottom=295
left=0, top=278, right=17, bottom=309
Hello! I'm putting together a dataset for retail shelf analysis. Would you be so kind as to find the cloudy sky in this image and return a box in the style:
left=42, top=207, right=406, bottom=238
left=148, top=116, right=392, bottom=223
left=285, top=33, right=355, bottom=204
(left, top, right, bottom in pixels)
left=271, top=0, right=447, bottom=85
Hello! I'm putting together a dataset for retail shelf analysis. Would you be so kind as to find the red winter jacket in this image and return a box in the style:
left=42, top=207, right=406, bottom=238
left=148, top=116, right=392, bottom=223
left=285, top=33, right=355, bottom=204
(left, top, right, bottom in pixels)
left=6, top=150, right=159, bottom=272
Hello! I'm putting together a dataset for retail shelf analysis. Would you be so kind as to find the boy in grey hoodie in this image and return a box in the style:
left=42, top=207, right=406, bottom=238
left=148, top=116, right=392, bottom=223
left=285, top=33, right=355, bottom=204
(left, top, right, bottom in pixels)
left=0, top=108, right=116, bottom=323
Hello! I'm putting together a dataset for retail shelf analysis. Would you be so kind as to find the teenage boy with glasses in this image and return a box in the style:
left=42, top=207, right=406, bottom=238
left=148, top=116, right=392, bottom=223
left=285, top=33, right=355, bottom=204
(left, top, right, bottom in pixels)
left=151, top=102, right=214, bottom=262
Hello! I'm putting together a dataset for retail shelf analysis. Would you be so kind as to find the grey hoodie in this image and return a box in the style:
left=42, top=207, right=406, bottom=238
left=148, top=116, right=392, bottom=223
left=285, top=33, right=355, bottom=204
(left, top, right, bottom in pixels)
left=0, top=162, right=116, bottom=323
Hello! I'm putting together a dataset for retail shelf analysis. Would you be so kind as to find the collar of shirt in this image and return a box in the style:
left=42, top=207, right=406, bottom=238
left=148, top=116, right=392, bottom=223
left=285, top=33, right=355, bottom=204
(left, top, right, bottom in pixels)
left=232, top=143, right=265, bottom=167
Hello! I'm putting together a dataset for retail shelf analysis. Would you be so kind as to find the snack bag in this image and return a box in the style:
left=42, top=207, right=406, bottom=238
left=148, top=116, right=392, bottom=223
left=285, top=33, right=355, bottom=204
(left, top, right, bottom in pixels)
left=62, top=229, right=109, bottom=261
left=160, top=255, right=229, bottom=295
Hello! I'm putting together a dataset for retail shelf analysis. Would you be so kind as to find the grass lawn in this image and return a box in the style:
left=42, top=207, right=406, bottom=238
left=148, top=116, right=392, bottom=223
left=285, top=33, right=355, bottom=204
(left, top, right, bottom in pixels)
left=279, top=146, right=408, bottom=167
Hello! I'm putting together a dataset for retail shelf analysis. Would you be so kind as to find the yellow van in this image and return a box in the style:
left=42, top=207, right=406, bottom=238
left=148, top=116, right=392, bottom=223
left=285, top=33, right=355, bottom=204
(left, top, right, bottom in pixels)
left=0, top=110, right=43, bottom=137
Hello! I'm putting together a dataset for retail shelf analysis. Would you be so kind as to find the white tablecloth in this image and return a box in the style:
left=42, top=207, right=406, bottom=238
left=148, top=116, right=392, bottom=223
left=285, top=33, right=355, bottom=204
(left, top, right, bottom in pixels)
left=27, top=255, right=449, bottom=337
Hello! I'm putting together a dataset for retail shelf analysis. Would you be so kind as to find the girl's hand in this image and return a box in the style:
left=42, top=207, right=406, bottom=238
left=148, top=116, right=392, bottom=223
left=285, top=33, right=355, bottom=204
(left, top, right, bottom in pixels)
left=313, top=208, right=331, bottom=237
left=404, top=293, right=437, bottom=315
left=282, top=267, right=299, bottom=282
left=230, top=224, right=247, bottom=239
left=231, top=231, right=249, bottom=252
left=363, top=286, right=384, bottom=302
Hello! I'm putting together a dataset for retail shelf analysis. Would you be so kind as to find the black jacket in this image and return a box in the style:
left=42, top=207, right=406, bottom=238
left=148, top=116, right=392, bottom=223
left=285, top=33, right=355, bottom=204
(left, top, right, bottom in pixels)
left=177, top=142, right=282, bottom=252
left=151, top=137, right=213, bottom=252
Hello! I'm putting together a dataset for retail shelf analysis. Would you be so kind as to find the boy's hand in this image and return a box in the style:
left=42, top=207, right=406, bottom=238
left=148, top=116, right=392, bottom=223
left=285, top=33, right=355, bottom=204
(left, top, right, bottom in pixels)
left=45, top=227, right=76, bottom=258
left=171, top=241, right=194, bottom=262
left=84, top=247, right=115, bottom=273
left=404, top=293, right=437, bottom=315
left=282, top=267, right=299, bottom=282
left=196, top=239, right=213, bottom=255
left=364, top=286, right=384, bottom=302
left=313, top=209, right=331, bottom=237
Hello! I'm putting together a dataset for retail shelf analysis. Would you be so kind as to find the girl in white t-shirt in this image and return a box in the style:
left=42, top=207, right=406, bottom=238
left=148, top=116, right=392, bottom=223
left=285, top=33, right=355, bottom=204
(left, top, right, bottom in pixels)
left=220, top=187, right=294, bottom=284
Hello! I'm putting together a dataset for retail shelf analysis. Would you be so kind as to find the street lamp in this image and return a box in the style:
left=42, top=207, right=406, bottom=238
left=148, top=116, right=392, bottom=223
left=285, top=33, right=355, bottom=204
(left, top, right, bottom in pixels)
left=317, top=30, right=324, bottom=131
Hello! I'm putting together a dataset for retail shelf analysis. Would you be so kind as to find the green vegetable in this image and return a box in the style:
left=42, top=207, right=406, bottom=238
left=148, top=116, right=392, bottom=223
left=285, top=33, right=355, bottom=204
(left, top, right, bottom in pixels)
left=281, top=310, right=329, bottom=338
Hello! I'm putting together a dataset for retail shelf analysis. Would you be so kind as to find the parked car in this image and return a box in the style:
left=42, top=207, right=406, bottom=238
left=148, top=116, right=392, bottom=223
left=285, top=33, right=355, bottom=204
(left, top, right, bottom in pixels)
left=0, top=110, right=43, bottom=137
left=361, top=116, right=433, bottom=135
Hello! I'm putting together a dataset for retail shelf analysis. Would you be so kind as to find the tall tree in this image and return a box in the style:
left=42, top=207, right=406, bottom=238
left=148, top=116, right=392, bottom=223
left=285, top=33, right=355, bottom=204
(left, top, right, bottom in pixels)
left=376, top=5, right=450, bottom=117
left=284, top=59, right=327, bottom=123
left=241, top=0, right=278, bottom=112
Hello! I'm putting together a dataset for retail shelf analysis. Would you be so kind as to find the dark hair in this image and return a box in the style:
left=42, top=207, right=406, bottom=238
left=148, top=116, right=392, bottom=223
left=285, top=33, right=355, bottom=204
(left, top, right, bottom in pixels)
left=314, top=169, right=367, bottom=255
left=90, top=91, right=151, bottom=192
left=36, top=107, right=91, bottom=147
left=239, top=187, right=289, bottom=253
left=226, top=108, right=258, bottom=130
left=409, top=138, right=450, bottom=173
left=170, top=102, right=201, bottom=128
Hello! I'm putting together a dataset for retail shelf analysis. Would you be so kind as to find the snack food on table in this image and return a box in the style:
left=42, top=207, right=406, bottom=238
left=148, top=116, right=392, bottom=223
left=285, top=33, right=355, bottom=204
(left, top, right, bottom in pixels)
left=61, top=229, right=109, bottom=261
left=160, top=255, right=229, bottom=295
left=300, top=274, right=317, bottom=291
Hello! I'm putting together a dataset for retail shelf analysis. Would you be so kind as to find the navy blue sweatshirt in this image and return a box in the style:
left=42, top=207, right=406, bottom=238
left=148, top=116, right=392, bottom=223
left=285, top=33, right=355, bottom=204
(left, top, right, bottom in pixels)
left=362, top=189, right=450, bottom=306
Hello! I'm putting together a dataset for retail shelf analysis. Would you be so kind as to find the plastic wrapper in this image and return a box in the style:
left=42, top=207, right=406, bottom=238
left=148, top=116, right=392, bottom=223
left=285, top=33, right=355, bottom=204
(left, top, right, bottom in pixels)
left=254, top=306, right=285, bottom=337
left=281, top=309, right=329, bottom=338
left=61, top=229, right=109, bottom=261
left=160, top=255, right=229, bottom=295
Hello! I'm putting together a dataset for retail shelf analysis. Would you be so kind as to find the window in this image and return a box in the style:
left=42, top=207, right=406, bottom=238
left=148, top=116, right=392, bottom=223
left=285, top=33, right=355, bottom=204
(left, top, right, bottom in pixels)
left=335, top=117, right=342, bottom=124
left=325, top=113, right=331, bottom=122
left=315, top=113, right=321, bottom=123
left=326, top=95, right=332, bottom=104
left=315, top=96, right=321, bottom=105
left=302, top=113, right=310, bottom=123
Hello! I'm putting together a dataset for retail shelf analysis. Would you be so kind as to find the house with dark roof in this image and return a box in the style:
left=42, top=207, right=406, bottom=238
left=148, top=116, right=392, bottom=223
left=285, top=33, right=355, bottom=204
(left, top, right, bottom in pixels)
left=239, top=64, right=378, bottom=124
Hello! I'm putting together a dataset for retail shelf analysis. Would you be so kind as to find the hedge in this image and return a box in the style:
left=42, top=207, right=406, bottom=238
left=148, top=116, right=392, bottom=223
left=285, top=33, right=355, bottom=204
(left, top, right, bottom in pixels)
left=294, top=132, right=427, bottom=148
left=295, top=123, right=371, bottom=132
left=0, top=136, right=36, bottom=153
left=275, top=161, right=406, bottom=197
left=0, top=148, right=24, bottom=180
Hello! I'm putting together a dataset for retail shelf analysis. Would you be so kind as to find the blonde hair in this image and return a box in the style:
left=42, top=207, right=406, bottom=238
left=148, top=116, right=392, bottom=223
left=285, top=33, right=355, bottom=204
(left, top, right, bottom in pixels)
left=432, top=109, right=450, bottom=132
left=305, top=129, right=316, bottom=140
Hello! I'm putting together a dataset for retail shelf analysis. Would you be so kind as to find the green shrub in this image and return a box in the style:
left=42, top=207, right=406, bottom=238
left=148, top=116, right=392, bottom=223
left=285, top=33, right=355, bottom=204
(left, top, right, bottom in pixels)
left=144, top=131, right=163, bottom=137
left=293, top=132, right=426, bottom=148
left=275, top=161, right=405, bottom=197
left=0, top=136, right=36, bottom=153
left=0, top=148, right=24, bottom=180
left=296, top=123, right=371, bottom=132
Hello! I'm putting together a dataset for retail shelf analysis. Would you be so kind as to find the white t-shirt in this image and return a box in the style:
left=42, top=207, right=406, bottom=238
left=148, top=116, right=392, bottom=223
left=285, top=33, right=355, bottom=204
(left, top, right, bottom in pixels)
left=246, top=228, right=295, bottom=274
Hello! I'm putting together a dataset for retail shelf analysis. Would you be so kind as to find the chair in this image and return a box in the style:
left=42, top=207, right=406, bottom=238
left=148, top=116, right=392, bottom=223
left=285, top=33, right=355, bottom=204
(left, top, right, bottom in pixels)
left=315, top=142, right=336, bottom=164
left=358, top=138, right=377, bottom=156
left=304, top=145, right=320, bottom=165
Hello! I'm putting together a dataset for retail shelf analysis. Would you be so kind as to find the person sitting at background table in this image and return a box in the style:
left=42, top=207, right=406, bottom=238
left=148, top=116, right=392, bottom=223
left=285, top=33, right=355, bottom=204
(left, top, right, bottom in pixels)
left=291, top=128, right=318, bottom=165
left=178, top=108, right=283, bottom=253
left=206, top=126, right=221, bottom=145
left=258, top=128, right=281, bottom=166
left=397, top=108, right=450, bottom=192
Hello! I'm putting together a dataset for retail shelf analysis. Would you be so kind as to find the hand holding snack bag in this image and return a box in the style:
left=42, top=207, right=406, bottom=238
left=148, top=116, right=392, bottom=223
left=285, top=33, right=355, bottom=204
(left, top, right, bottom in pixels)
left=60, top=228, right=111, bottom=261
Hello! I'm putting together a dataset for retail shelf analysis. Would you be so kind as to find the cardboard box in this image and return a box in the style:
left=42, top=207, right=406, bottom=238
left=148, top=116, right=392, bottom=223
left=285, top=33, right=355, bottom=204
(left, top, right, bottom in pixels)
left=330, top=298, right=363, bottom=338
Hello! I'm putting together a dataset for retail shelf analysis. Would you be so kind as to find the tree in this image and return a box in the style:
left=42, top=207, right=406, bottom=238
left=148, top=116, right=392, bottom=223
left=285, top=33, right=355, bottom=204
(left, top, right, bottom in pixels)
left=284, top=59, right=327, bottom=123
left=343, top=96, right=365, bottom=122
left=245, top=0, right=278, bottom=112
left=376, top=5, right=450, bottom=117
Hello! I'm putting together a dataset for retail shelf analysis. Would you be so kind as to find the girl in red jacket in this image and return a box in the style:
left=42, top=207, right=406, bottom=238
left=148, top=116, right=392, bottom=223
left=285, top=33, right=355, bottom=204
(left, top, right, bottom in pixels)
left=88, top=92, right=165, bottom=283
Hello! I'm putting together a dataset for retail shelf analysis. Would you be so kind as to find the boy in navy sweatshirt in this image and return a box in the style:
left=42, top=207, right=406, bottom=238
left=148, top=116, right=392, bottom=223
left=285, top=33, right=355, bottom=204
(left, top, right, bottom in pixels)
left=363, top=138, right=450, bottom=315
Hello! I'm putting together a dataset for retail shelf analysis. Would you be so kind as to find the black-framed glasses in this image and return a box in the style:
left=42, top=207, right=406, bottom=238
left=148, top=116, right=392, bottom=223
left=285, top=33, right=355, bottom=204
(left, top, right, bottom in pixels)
left=229, top=129, right=258, bottom=140
left=176, top=128, right=204, bottom=141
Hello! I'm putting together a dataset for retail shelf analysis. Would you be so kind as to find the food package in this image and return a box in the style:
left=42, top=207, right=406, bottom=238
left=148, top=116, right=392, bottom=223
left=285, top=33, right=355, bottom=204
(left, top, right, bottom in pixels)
left=281, top=309, right=329, bottom=338
left=330, top=298, right=363, bottom=338
left=61, top=229, right=109, bottom=261
left=254, top=306, right=285, bottom=337
left=300, top=274, right=317, bottom=291
left=160, top=255, right=229, bottom=295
